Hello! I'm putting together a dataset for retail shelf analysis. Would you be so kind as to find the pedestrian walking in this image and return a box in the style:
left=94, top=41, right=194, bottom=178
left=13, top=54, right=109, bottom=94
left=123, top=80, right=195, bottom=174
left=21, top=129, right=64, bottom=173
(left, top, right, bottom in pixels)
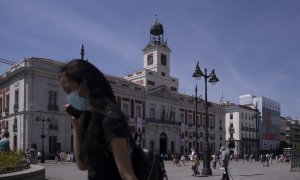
left=59, top=59, right=137, bottom=180
left=211, top=153, right=217, bottom=169
left=220, top=146, right=230, bottom=180
left=190, top=155, right=200, bottom=176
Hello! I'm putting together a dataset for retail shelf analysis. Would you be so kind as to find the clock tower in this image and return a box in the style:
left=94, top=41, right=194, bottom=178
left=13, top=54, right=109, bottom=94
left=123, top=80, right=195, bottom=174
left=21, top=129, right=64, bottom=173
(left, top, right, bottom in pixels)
left=125, top=18, right=178, bottom=92
left=143, top=18, right=171, bottom=76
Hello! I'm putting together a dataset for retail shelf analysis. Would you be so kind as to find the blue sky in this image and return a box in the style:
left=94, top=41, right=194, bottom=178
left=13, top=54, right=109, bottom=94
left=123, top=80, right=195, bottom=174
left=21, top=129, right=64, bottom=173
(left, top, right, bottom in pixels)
left=1, top=0, right=299, bottom=119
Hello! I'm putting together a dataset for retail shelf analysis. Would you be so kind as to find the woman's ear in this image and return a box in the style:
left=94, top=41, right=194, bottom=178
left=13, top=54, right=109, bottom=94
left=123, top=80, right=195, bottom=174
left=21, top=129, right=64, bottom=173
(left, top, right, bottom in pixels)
left=79, top=82, right=89, bottom=97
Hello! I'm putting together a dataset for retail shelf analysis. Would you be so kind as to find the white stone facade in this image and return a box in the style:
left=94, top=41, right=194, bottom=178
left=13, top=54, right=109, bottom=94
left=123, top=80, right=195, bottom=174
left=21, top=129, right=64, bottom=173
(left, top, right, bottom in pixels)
left=0, top=58, right=72, bottom=158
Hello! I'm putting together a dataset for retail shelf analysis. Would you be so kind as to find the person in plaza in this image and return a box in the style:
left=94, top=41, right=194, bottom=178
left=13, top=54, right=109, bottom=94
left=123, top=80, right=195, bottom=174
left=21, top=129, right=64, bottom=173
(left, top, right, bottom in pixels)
left=269, top=153, right=273, bottom=165
left=0, top=131, right=10, bottom=152
left=37, top=151, right=42, bottom=163
left=59, top=59, right=137, bottom=180
left=249, top=153, right=254, bottom=162
left=266, top=153, right=270, bottom=167
left=26, top=143, right=38, bottom=164
left=190, top=154, right=200, bottom=176
left=189, top=146, right=198, bottom=160
left=59, top=151, right=66, bottom=164
left=172, top=152, right=180, bottom=167
left=180, top=153, right=186, bottom=166
left=220, top=146, right=230, bottom=180
left=211, top=153, right=217, bottom=169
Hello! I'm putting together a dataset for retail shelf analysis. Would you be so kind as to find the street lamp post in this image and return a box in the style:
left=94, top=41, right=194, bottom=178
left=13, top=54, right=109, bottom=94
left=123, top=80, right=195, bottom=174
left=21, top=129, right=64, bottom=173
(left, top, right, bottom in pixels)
left=193, top=62, right=219, bottom=176
left=255, top=106, right=260, bottom=161
left=36, top=116, right=50, bottom=163
left=192, top=85, right=201, bottom=150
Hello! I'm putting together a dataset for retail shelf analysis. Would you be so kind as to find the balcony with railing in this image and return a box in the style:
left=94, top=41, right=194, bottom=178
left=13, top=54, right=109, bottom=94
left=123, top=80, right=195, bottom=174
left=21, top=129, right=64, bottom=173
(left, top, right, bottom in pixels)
left=145, top=118, right=181, bottom=126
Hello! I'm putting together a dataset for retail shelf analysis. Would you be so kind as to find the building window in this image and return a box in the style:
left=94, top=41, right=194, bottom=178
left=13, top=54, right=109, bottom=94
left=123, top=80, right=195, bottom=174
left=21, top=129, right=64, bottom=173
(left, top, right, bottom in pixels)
left=150, top=108, right=155, bottom=119
left=48, top=91, right=59, bottom=111
left=49, top=136, right=57, bottom=153
left=14, top=90, right=19, bottom=111
left=5, top=94, right=9, bottom=114
left=0, top=97, right=2, bottom=116
left=188, top=114, right=193, bottom=127
left=171, top=141, right=175, bottom=153
left=150, top=140, right=154, bottom=152
left=13, top=135, right=17, bottom=151
left=170, top=87, right=177, bottom=91
left=122, top=103, right=130, bottom=116
left=136, top=105, right=142, bottom=117
left=169, top=107, right=176, bottom=121
left=180, top=112, right=184, bottom=123
left=230, top=113, right=233, bottom=119
left=161, top=54, right=167, bottom=66
left=71, top=135, right=74, bottom=152
left=147, top=80, right=155, bottom=86
left=161, top=72, right=165, bottom=76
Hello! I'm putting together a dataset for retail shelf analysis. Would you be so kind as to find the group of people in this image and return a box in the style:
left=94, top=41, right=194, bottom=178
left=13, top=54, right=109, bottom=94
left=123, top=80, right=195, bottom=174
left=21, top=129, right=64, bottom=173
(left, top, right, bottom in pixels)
left=170, top=146, right=230, bottom=179
left=0, top=130, right=41, bottom=165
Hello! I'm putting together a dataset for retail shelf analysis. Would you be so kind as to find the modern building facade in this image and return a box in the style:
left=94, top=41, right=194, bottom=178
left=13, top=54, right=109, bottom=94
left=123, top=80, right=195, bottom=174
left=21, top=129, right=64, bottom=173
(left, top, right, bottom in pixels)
left=240, top=94, right=281, bottom=152
left=0, top=19, right=226, bottom=157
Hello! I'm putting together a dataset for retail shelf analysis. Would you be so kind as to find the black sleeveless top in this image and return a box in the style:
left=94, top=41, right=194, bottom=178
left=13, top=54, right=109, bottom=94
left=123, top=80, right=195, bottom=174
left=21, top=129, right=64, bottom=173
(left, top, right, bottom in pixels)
left=80, top=109, right=132, bottom=180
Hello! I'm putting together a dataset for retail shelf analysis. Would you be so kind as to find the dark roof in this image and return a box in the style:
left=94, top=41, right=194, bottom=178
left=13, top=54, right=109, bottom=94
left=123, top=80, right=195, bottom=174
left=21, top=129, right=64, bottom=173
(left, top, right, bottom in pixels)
left=150, top=19, right=164, bottom=36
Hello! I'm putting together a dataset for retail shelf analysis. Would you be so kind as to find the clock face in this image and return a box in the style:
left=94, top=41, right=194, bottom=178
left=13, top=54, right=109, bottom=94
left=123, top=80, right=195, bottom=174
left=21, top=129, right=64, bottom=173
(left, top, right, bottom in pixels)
left=147, top=55, right=153, bottom=65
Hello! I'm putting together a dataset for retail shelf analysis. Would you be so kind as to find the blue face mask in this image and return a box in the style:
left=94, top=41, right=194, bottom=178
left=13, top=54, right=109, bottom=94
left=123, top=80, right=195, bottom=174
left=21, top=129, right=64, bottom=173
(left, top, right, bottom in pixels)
left=66, top=90, right=89, bottom=111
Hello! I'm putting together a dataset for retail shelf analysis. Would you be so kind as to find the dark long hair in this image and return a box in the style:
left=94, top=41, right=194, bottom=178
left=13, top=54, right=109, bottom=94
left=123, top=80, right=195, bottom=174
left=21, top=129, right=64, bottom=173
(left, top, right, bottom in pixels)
left=60, top=59, right=116, bottom=106
left=60, top=59, right=129, bottom=162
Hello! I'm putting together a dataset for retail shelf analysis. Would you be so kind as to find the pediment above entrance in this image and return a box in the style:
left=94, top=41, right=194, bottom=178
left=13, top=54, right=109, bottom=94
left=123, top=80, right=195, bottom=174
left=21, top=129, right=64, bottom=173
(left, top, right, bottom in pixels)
left=146, top=85, right=179, bottom=101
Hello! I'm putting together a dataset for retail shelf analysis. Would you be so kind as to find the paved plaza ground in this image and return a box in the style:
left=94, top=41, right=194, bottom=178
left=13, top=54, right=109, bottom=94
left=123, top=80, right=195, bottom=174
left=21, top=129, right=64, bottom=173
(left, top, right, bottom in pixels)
left=41, top=159, right=299, bottom=180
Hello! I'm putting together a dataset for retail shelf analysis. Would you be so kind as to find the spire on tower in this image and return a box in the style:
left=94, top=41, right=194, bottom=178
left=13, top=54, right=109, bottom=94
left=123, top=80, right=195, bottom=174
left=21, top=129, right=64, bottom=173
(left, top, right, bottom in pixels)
left=80, top=44, right=85, bottom=60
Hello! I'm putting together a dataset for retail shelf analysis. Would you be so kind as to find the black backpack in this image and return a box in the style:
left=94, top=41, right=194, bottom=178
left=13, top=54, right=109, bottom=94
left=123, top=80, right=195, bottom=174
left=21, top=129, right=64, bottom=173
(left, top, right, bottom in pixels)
left=131, top=147, right=168, bottom=180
